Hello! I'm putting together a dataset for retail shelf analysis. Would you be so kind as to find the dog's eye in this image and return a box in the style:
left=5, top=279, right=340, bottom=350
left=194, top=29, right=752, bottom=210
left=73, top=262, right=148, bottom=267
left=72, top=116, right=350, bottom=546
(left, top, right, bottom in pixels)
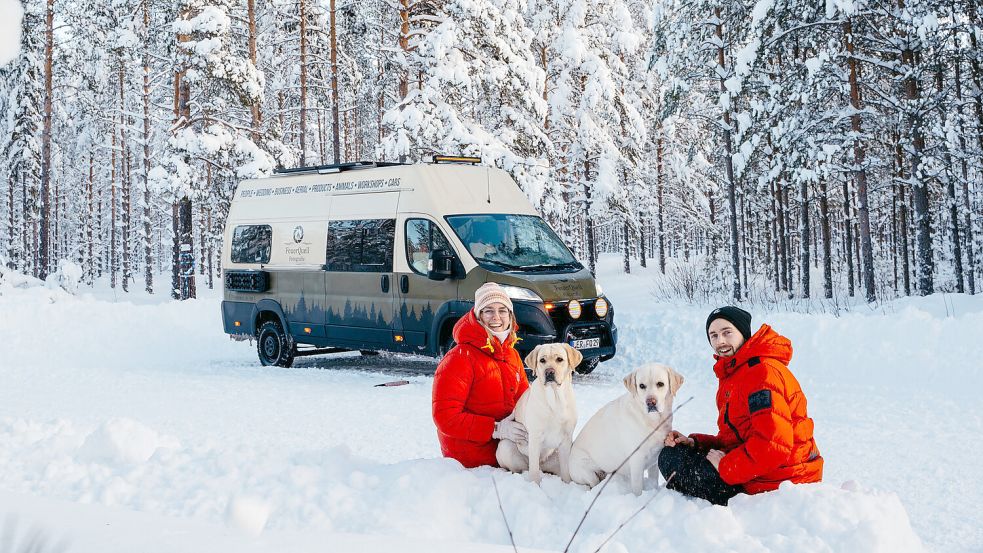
left=639, top=383, right=647, bottom=390
left=556, top=357, right=563, bottom=362
left=539, top=357, right=546, bottom=364
left=657, top=382, right=665, bottom=388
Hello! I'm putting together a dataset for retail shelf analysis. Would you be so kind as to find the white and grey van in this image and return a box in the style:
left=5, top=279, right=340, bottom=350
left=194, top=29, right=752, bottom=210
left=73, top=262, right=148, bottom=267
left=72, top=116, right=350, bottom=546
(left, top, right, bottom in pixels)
left=221, top=158, right=617, bottom=373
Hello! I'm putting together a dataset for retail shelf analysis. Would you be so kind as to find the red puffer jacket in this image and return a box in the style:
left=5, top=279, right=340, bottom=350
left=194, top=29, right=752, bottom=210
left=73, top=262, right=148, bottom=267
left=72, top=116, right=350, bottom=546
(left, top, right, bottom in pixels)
left=690, top=324, right=823, bottom=494
left=432, top=311, right=529, bottom=468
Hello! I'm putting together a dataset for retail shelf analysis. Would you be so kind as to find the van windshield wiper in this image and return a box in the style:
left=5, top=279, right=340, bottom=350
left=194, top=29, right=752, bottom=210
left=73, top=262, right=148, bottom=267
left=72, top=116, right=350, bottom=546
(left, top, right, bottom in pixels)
left=522, top=261, right=582, bottom=272
left=476, top=258, right=524, bottom=271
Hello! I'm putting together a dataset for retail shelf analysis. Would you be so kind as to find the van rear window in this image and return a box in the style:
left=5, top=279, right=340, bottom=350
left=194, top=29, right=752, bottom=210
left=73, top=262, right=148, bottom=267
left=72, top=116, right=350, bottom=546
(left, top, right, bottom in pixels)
left=231, top=225, right=272, bottom=264
left=325, top=219, right=395, bottom=272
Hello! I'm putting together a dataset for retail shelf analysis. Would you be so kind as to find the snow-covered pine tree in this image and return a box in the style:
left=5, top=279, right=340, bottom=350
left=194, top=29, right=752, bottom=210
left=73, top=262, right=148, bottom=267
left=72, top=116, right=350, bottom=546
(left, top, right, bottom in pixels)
left=0, top=0, right=45, bottom=276
left=380, top=0, right=551, bottom=197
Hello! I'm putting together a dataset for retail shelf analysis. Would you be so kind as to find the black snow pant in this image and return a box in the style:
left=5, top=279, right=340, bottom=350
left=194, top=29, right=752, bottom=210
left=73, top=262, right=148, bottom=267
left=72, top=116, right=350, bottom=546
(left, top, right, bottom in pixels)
left=658, top=445, right=744, bottom=506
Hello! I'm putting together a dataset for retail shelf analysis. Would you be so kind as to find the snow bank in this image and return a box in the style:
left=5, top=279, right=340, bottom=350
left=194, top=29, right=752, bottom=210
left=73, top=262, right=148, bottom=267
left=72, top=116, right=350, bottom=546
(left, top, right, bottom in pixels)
left=0, top=417, right=922, bottom=552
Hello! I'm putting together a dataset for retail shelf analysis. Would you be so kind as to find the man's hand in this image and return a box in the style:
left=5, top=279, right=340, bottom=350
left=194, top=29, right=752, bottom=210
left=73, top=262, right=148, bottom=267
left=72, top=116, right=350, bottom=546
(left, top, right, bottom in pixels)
left=492, top=414, right=528, bottom=445
left=664, top=430, right=695, bottom=448
left=707, top=449, right=725, bottom=471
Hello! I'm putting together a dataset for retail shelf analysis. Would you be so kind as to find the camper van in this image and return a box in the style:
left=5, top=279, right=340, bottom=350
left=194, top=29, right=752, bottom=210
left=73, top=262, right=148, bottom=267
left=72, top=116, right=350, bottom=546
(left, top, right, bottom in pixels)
left=220, top=158, right=617, bottom=374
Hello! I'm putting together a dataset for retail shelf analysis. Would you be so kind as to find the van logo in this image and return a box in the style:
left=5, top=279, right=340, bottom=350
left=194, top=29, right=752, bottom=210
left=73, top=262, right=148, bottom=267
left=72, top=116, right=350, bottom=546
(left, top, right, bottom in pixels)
left=293, top=226, right=304, bottom=243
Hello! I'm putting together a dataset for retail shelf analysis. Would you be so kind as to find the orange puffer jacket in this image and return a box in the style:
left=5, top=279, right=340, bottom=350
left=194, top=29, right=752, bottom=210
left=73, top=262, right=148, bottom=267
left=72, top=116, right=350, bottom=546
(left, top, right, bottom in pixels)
left=690, top=324, right=823, bottom=494
left=432, top=311, right=529, bottom=468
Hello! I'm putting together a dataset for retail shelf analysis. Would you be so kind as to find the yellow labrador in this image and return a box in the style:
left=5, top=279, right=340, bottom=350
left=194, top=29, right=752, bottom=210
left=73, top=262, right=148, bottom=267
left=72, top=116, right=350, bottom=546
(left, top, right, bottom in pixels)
left=496, top=343, right=582, bottom=483
left=569, top=363, right=684, bottom=495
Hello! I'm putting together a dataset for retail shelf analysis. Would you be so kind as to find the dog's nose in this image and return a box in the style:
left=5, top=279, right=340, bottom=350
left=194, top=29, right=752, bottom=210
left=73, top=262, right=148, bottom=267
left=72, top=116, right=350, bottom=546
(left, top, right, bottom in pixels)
left=544, top=368, right=557, bottom=382
left=646, top=398, right=658, bottom=412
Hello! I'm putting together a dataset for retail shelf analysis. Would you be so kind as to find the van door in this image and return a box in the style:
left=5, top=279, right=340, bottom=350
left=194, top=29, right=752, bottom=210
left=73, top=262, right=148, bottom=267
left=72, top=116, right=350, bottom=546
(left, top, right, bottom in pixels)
left=397, top=217, right=459, bottom=353
left=323, top=192, right=399, bottom=349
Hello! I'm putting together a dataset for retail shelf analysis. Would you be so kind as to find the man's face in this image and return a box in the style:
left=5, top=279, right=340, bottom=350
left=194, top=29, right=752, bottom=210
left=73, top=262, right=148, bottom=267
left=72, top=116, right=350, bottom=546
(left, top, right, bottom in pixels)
left=708, top=318, right=745, bottom=357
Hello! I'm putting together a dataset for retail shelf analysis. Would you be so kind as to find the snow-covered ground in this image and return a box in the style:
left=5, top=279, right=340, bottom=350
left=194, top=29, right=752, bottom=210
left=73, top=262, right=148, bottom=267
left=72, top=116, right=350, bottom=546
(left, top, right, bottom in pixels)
left=1, top=255, right=979, bottom=552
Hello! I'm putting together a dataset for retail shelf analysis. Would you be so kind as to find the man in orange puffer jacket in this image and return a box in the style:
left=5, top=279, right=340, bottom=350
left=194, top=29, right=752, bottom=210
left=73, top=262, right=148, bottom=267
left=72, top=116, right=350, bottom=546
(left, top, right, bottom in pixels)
left=659, top=306, right=823, bottom=505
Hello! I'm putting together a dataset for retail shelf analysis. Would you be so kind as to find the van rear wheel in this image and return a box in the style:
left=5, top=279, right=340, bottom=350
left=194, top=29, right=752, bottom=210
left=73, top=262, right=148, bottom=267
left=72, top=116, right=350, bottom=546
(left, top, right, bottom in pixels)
left=257, top=320, right=295, bottom=367
left=575, top=357, right=600, bottom=375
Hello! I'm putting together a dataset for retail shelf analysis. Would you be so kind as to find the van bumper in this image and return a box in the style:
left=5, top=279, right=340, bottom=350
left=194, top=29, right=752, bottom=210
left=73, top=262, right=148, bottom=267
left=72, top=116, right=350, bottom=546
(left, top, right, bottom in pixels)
left=513, top=300, right=618, bottom=360
left=222, top=301, right=257, bottom=335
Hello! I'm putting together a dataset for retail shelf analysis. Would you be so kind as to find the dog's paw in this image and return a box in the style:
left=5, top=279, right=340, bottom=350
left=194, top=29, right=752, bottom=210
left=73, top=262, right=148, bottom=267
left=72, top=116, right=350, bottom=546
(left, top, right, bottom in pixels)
left=526, top=471, right=543, bottom=485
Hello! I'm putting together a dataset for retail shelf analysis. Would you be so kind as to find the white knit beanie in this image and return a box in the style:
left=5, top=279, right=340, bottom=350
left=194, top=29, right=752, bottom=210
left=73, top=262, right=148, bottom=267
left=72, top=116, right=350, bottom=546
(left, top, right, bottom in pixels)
left=473, top=282, right=513, bottom=316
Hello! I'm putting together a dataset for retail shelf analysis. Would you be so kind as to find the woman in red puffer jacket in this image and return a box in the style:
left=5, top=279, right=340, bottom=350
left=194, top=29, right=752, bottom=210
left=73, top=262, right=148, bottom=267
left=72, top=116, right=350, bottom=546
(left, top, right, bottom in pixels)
left=432, top=282, right=529, bottom=468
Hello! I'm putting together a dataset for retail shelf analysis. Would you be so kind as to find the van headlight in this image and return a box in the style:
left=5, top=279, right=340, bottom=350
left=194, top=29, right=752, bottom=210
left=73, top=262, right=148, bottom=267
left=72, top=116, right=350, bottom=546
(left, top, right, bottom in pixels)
left=498, top=284, right=543, bottom=303
left=568, top=299, right=582, bottom=319
left=595, top=297, right=609, bottom=318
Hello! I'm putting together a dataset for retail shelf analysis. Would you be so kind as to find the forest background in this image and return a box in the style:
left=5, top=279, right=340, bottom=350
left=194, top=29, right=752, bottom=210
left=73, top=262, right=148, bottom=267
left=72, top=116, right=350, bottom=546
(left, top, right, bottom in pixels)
left=1, top=0, right=980, bottom=305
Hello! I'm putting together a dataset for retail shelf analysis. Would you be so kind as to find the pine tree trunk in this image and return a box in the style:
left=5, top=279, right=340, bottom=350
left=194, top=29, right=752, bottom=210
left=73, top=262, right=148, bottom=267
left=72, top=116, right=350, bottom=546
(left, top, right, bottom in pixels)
left=171, top=202, right=179, bottom=299
left=892, top=182, right=899, bottom=293
left=247, top=0, right=262, bottom=142
left=38, top=0, right=54, bottom=279
left=843, top=179, right=855, bottom=297
left=299, top=0, right=309, bottom=166
left=770, top=179, right=780, bottom=291
left=110, top=111, right=118, bottom=289
left=800, top=178, right=810, bottom=299
left=623, top=219, right=631, bottom=274
left=955, top=56, right=977, bottom=294
left=899, top=8, right=933, bottom=295
left=330, top=0, right=341, bottom=163
left=819, top=180, right=832, bottom=299
left=120, top=64, right=132, bottom=293
left=715, top=8, right=741, bottom=301
left=656, top=135, right=665, bottom=274
left=639, top=212, right=647, bottom=268
left=172, top=15, right=192, bottom=297
left=934, top=68, right=964, bottom=293
left=584, top=159, right=596, bottom=275
left=142, top=0, right=153, bottom=294
left=896, top=137, right=912, bottom=296
left=177, top=196, right=197, bottom=300
left=844, top=18, right=876, bottom=301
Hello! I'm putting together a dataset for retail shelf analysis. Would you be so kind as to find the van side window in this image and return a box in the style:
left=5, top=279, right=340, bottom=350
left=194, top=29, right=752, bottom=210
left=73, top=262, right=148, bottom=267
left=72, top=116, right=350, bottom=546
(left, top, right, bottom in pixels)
left=405, top=219, right=452, bottom=275
left=325, top=219, right=395, bottom=272
left=231, top=225, right=272, bottom=264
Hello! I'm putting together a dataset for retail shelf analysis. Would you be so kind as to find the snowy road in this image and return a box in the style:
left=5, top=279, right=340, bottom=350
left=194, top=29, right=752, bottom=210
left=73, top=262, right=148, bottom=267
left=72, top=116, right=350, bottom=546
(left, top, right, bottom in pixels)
left=1, top=257, right=980, bottom=552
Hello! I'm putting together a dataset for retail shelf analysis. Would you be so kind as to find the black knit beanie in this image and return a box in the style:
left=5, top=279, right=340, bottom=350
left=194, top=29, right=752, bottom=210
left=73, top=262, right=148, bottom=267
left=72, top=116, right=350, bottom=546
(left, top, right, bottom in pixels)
left=706, top=306, right=752, bottom=342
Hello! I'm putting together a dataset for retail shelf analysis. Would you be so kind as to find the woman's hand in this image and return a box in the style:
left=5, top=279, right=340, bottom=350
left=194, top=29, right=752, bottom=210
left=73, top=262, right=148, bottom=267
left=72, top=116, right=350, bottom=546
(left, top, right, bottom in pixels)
left=664, top=430, right=694, bottom=447
left=707, top=449, right=725, bottom=471
left=492, top=413, right=527, bottom=445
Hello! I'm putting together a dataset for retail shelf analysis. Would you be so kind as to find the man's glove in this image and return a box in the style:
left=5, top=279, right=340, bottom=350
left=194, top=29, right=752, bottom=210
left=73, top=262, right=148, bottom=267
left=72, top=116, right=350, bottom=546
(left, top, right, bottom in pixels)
left=492, top=413, right=528, bottom=444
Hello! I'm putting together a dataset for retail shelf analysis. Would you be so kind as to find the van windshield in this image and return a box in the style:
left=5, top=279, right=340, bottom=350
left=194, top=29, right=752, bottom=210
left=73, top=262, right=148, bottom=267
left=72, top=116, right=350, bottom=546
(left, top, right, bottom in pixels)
left=446, top=214, right=583, bottom=273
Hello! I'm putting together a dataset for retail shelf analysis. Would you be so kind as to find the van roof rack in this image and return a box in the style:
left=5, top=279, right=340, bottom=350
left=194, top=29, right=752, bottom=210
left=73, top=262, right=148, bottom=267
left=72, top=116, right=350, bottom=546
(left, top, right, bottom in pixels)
left=273, top=161, right=407, bottom=175
left=432, top=155, right=481, bottom=164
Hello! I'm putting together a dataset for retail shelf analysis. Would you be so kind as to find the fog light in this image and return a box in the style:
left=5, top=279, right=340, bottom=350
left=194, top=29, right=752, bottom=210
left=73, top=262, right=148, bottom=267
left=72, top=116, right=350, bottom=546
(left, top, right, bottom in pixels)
left=595, top=297, right=609, bottom=318
left=568, top=299, right=582, bottom=319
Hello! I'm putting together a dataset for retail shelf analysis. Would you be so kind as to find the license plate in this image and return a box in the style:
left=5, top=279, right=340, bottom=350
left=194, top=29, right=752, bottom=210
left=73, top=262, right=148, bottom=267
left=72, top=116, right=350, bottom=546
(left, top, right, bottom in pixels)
left=570, top=338, right=600, bottom=350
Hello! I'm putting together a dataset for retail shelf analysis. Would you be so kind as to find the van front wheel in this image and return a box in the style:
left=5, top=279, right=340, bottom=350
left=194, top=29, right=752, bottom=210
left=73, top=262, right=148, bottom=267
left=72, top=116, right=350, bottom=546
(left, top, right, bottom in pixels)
left=257, top=320, right=295, bottom=368
left=575, top=357, right=600, bottom=375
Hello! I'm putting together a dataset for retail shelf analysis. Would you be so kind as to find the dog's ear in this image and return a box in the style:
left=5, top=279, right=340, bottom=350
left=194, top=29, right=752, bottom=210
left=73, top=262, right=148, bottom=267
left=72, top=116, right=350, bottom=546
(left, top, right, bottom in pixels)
left=524, top=346, right=541, bottom=371
left=563, top=344, right=584, bottom=371
left=623, top=371, right=637, bottom=393
left=668, top=366, right=684, bottom=395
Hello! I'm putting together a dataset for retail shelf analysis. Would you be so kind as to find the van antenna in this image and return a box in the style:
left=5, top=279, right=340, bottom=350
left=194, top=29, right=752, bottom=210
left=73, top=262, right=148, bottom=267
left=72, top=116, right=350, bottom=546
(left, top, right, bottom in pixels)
left=486, top=167, right=491, bottom=204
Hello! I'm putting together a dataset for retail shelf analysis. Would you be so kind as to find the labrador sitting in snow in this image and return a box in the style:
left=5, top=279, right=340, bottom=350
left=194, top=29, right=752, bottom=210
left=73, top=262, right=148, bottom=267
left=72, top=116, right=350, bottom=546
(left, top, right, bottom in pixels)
left=569, top=363, right=684, bottom=495
left=496, top=343, right=581, bottom=484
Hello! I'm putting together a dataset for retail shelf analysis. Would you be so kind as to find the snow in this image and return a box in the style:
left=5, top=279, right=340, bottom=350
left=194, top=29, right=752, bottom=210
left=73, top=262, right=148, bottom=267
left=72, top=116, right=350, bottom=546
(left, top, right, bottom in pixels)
left=1, top=256, right=980, bottom=552
left=0, top=0, right=22, bottom=65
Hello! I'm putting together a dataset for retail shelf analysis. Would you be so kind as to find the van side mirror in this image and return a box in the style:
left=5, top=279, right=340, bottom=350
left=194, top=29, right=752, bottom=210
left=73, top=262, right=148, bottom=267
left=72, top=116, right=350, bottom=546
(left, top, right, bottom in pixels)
left=428, top=249, right=457, bottom=281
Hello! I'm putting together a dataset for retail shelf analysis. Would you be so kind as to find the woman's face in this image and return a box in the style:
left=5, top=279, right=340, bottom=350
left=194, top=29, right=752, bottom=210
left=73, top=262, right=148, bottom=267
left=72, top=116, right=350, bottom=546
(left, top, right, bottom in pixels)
left=478, top=302, right=511, bottom=332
